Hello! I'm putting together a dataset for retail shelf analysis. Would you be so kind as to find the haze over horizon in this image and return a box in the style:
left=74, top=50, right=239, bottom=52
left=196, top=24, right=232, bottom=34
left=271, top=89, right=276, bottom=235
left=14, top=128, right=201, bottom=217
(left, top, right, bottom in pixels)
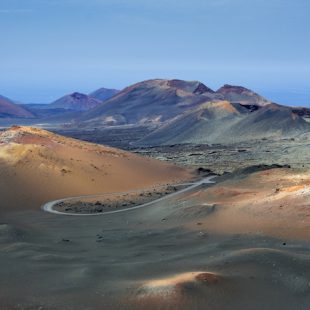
left=0, top=0, right=309, bottom=106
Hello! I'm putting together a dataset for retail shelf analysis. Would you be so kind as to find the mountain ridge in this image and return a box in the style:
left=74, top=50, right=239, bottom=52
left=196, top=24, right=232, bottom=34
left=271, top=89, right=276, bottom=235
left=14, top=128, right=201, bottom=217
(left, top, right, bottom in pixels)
left=136, top=100, right=310, bottom=146
left=89, top=87, right=119, bottom=101
left=49, top=92, right=102, bottom=111
left=0, top=95, right=34, bottom=118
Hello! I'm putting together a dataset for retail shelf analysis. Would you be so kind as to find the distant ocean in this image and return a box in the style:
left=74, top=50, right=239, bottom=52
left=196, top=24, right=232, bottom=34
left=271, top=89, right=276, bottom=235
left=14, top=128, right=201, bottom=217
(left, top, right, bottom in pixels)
left=260, top=90, right=310, bottom=107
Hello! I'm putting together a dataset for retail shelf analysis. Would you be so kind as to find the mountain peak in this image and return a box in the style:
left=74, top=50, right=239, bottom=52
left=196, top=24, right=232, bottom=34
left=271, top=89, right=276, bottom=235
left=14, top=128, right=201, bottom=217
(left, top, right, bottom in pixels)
left=193, top=82, right=215, bottom=94
left=71, top=92, right=87, bottom=100
left=217, top=84, right=250, bottom=94
left=216, top=84, right=272, bottom=106
left=89, top=87, right=119, bottom=101
left=0, top=95, right=34, bottom=118
left=0, top=126, right=54, bottom=144
left=80, top=78, right=217, bottom=126
left=50, top=92, right=102, bottom=111
left=166, top=79, right=214, bottom=94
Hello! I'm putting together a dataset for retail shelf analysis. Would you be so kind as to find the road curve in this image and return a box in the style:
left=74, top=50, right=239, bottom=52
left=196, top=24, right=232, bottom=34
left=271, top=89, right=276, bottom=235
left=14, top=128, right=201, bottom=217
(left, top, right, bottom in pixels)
left=42, top=176, right=216, bottom=216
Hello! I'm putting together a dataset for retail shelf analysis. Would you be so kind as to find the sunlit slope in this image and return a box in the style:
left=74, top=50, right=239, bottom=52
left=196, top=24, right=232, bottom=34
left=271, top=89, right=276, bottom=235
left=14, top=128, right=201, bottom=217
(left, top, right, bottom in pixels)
left=0, top=126, right=192, bottom=211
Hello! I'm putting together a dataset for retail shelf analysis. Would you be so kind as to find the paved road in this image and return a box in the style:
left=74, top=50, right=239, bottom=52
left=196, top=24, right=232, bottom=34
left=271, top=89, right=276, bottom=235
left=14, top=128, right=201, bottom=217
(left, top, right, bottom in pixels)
left=42, top=176, right=216, bottom=216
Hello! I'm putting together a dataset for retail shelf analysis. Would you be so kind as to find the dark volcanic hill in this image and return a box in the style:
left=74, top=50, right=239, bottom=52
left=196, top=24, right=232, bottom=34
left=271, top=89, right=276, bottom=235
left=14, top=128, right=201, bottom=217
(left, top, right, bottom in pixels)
left=216, top=84, right=272, bottom=107
left=79, top=79, right=217, bottom=126
left=49, top=92, right=102, bottom=111
left=89, top=87, right=119, bottom=101
left=137, top=101, right=310, bottom=146
left=0, top=95, right=34, bottom=118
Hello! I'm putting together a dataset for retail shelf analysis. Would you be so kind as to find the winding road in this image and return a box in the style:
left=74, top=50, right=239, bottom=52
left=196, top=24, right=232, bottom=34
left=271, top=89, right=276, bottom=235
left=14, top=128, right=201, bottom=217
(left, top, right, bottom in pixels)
left=42, top=176, right=216, bottom=216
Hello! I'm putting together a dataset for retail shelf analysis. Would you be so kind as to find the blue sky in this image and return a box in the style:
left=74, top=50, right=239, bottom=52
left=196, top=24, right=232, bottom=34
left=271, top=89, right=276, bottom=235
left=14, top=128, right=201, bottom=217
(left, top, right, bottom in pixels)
left=0, top=0, right=309, bottom=106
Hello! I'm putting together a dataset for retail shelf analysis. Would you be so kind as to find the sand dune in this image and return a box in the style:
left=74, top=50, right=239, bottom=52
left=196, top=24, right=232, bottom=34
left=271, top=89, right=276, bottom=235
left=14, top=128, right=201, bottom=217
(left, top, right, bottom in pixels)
left=0, top=126, right=192, bottom=212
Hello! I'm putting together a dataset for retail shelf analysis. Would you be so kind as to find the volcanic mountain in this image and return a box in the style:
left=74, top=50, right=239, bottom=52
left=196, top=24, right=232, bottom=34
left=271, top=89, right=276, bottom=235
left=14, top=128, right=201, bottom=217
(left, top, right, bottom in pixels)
left=89, top=87, right=119, bottom=101
left=49, top=92, right=102, bottom=111
left=79, top=79, right=217, bottom=126
left=137, top=101, right=310, bottom=145
left=0, top=95, right=34, bottom=118
left=78, top=80, right=282, bottom=127
left=216, top=84, right=272, bottom=107
left=0, top=126, right=192, bottom=211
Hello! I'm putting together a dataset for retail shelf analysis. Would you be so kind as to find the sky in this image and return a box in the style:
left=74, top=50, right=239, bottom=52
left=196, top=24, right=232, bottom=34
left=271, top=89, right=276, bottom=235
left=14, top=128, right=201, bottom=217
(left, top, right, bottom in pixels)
left=0, top=0, right=309, bottom=106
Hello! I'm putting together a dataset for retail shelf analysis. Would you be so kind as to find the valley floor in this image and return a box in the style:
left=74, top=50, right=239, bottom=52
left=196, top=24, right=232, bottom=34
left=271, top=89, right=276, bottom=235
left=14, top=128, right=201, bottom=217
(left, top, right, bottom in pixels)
left=131, top=138, right=310, bottom=175
left=0, top=126, right=309, bottom=309
left=0, top=166, right=309, bottom=309
left=52, top=126, right=310, bottom=174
